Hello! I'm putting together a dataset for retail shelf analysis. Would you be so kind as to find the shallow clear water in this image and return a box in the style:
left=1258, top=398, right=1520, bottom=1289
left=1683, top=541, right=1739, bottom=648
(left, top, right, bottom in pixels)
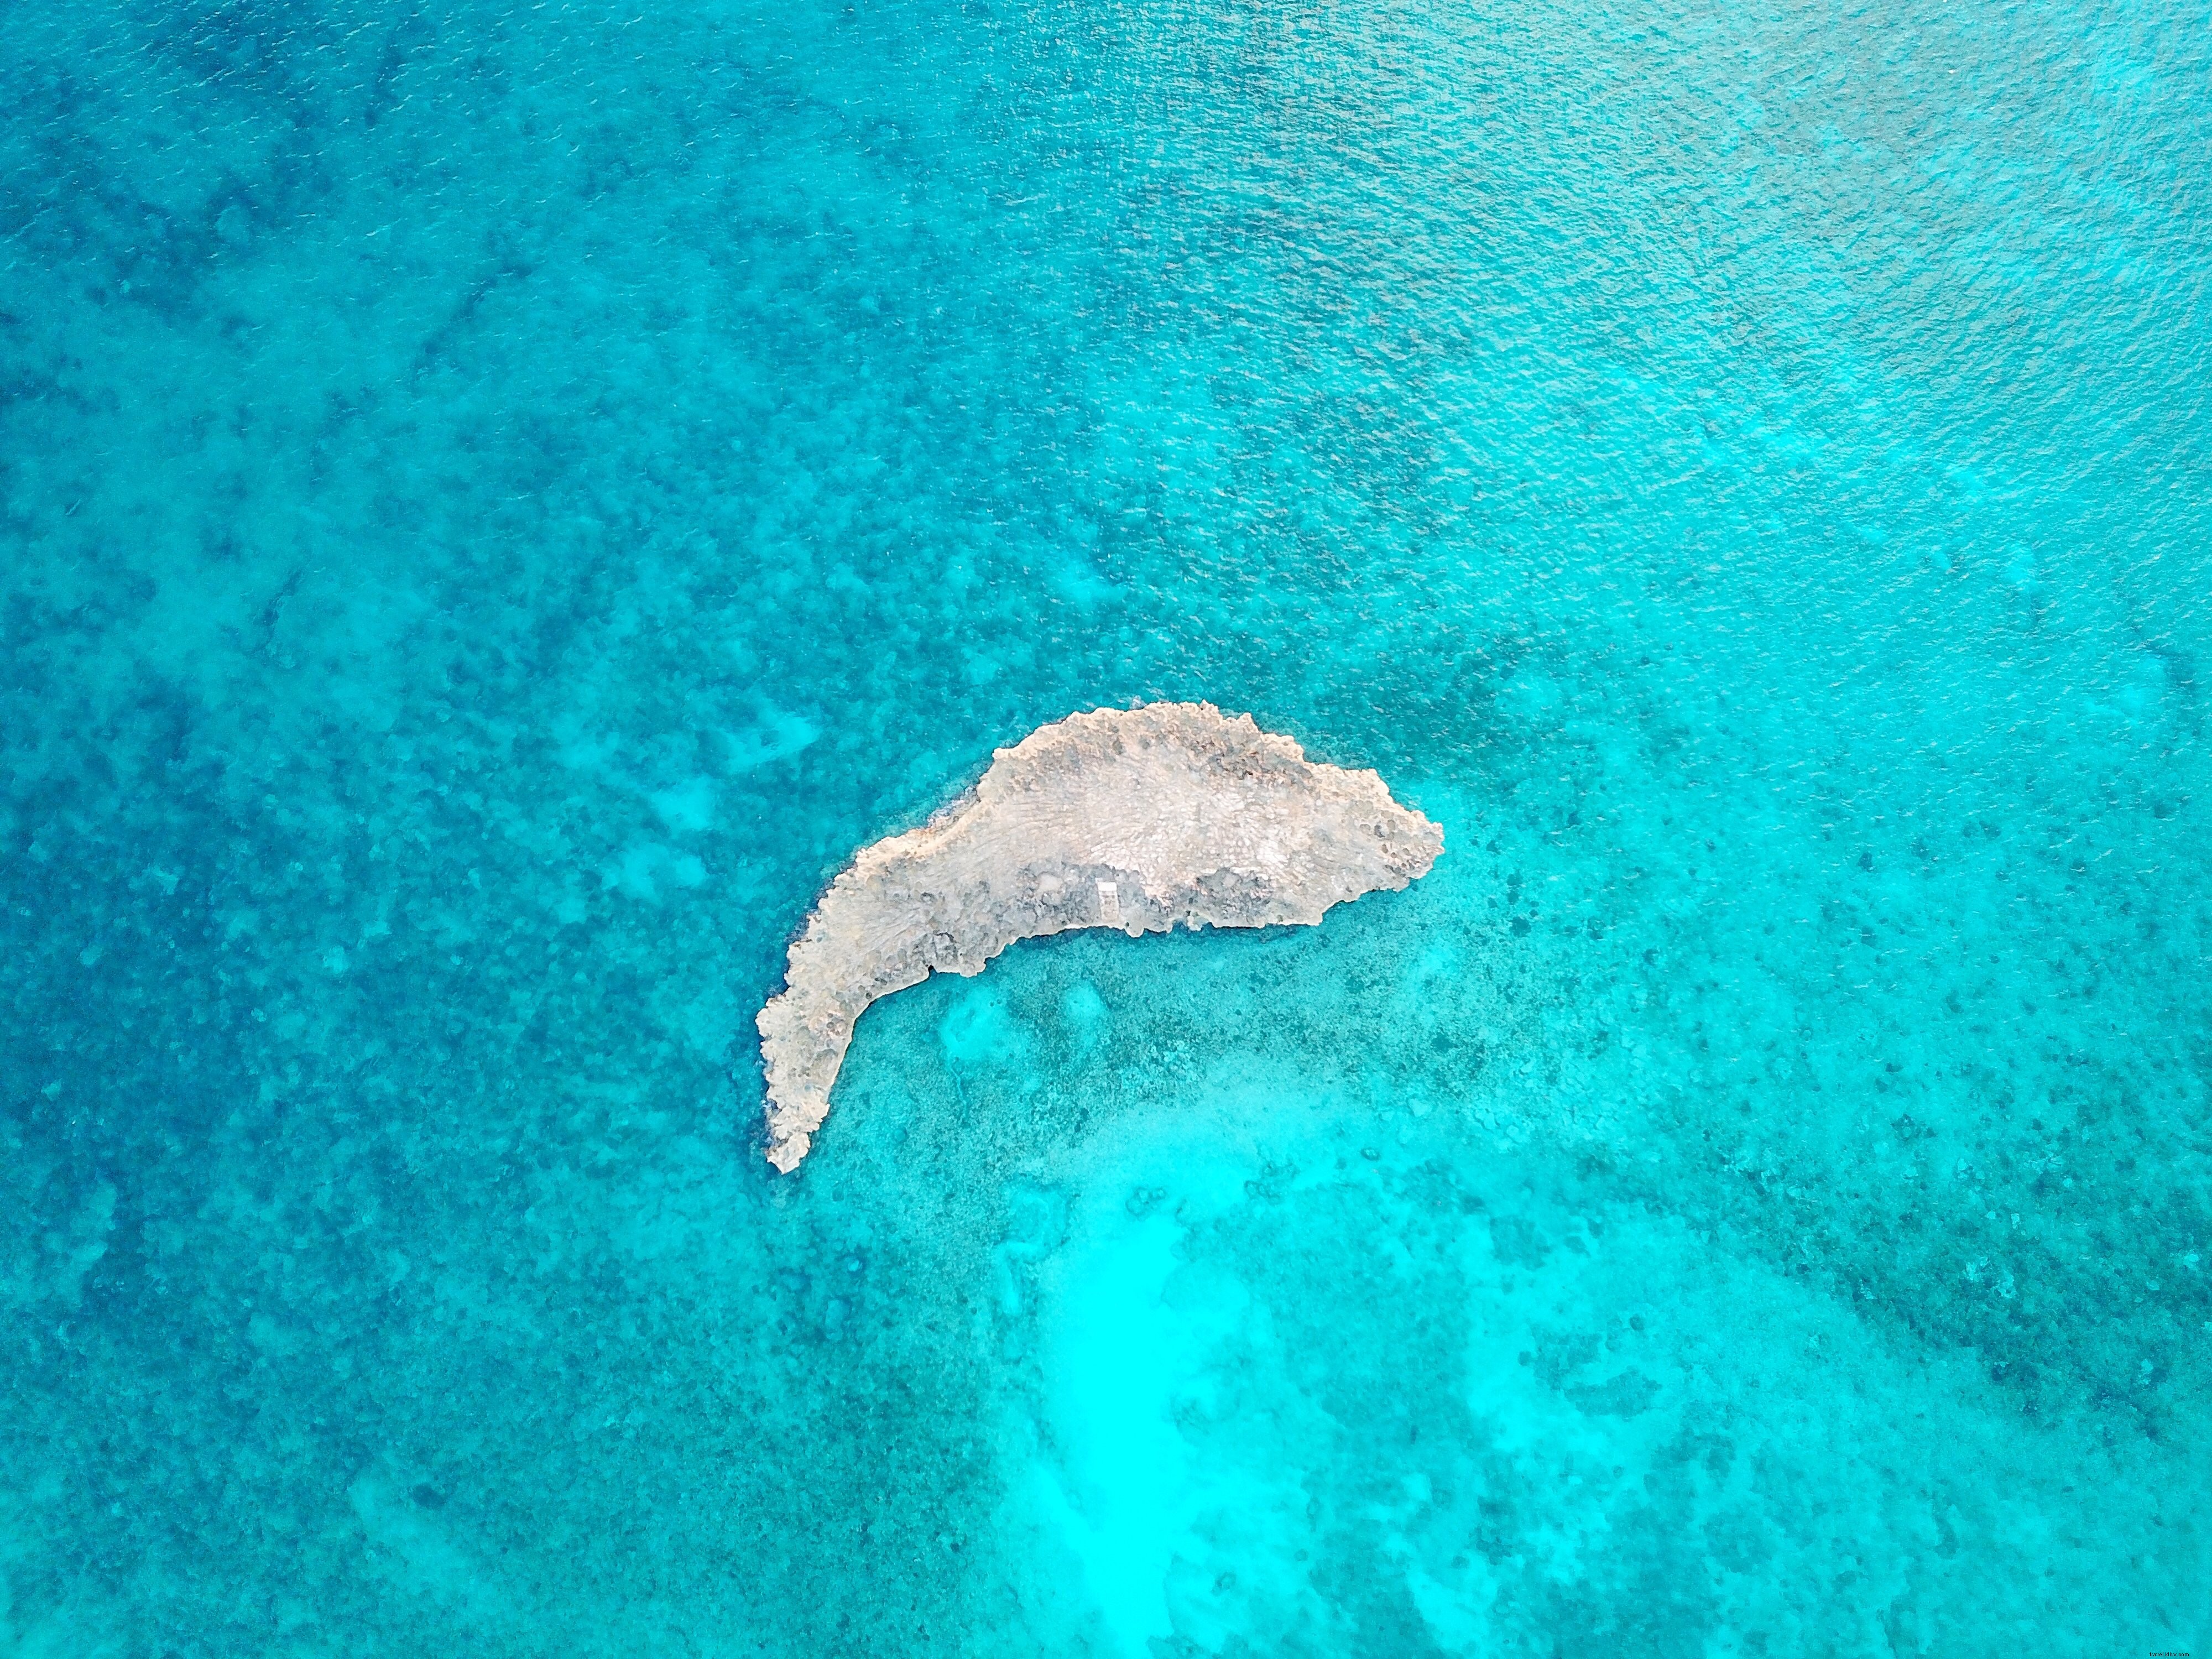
left=4, top=0, right=2210, bottom=1651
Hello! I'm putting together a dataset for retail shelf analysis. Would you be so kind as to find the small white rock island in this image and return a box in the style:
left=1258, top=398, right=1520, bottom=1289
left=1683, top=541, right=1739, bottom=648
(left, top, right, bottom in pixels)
left=755, top=702, right=1443, bottom=1168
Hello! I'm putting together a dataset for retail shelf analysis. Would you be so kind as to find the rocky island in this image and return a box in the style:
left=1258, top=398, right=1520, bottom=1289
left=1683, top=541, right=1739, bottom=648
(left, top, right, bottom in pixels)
left=755, top=702, right=1444, bottom=1168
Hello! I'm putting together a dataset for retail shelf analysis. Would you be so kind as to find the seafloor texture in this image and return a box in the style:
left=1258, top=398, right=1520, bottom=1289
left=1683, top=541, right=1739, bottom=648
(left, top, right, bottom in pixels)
left=3, top=0, right=2210, bottom=1652
left=759, top=702, right=1441, bottom=1167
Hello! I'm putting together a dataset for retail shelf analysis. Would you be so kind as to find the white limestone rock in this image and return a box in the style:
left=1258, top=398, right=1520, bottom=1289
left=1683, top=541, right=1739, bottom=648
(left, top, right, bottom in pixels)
left=755, top=702, right=1444, bottom=1168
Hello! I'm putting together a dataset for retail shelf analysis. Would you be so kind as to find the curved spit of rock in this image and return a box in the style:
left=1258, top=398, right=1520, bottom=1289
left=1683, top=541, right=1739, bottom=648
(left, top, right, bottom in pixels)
left=755, top=702, right=1444, bottom=1169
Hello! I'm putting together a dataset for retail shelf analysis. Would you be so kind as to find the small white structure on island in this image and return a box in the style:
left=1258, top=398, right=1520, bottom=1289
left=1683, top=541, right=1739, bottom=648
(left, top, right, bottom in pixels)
left=755, top=702, right=1444, bottom=1169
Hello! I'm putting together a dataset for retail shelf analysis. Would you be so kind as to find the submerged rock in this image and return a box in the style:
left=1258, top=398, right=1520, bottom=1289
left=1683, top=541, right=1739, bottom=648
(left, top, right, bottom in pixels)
left=755, top=702, right=1444, bottom=1168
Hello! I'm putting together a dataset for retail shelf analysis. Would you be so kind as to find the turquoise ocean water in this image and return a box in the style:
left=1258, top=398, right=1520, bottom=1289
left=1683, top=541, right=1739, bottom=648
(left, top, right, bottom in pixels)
left=4, top=0, right=2210, bottom=1650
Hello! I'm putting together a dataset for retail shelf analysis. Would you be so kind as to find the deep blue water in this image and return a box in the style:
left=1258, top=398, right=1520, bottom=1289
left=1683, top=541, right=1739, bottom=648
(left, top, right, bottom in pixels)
left=4, top=0, right=2210, bottom=1651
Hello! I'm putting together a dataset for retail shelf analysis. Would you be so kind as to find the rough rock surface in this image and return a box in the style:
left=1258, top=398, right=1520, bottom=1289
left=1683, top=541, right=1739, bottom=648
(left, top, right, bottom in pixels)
left=755, top=702, right=1444, bottom=1168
